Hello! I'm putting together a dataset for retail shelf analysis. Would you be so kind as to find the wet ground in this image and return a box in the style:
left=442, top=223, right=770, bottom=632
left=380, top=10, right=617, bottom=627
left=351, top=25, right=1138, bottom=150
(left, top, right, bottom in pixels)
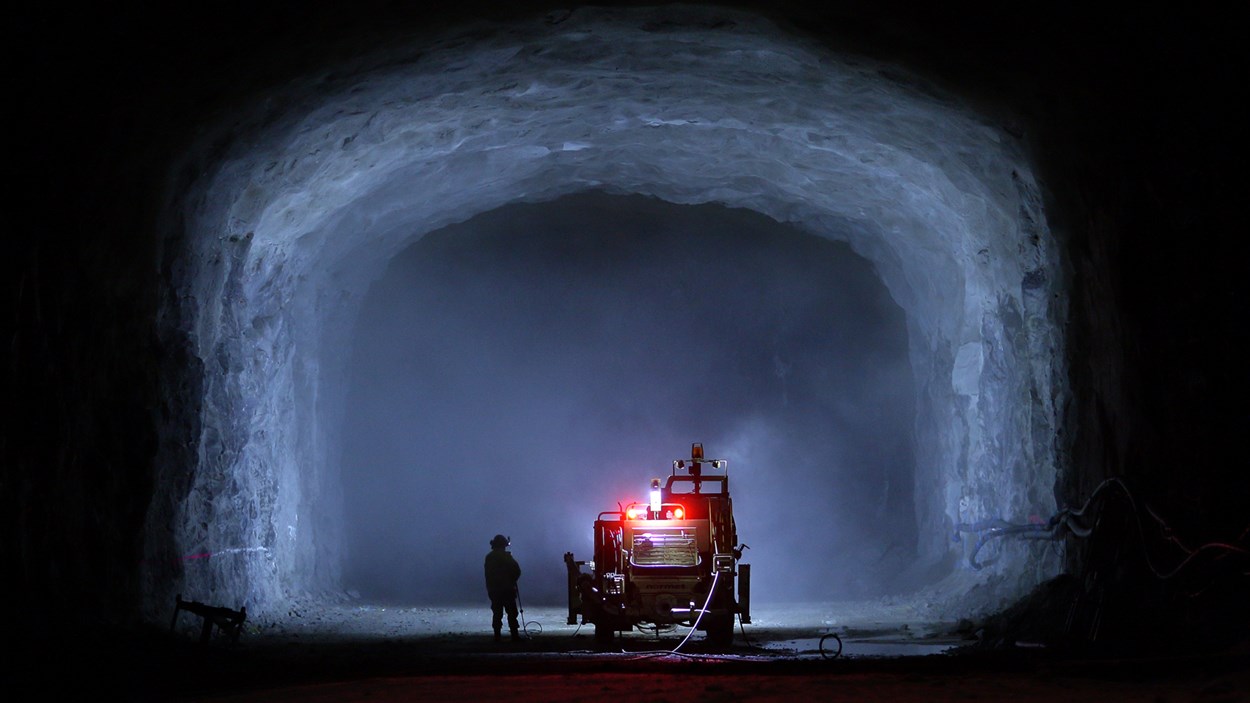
left=243, top=599, right=962, bottom=657
left=28, top=600, right=1249, bottom=701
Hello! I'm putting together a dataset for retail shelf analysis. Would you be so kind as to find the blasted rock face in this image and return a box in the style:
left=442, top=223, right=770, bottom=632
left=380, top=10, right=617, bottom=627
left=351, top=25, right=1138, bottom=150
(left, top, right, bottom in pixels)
left=150, top=5, right=1065, bottom=620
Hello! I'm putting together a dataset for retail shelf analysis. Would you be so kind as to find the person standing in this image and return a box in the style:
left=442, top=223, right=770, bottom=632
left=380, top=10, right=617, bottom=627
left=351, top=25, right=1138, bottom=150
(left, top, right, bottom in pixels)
left=484, top=534, right=522, bottom=642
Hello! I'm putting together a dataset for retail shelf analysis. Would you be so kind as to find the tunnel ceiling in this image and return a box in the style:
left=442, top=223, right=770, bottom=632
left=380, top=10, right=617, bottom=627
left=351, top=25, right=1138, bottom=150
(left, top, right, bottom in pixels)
left=149, top=5, right=1067, bottom=619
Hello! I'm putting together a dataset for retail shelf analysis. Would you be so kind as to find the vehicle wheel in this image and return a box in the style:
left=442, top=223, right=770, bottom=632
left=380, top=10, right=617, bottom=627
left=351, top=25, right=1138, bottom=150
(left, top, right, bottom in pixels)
left=705, top=615, right=734, bottom=647
left=594, top=621, right=614, bottom=644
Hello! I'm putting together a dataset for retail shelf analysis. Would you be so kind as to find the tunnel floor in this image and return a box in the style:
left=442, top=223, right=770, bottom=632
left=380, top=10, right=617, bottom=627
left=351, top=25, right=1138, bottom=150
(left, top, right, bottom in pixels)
left=237, top=600, right=963, bottom=658
left=69, top=600, right=1244, bottom=701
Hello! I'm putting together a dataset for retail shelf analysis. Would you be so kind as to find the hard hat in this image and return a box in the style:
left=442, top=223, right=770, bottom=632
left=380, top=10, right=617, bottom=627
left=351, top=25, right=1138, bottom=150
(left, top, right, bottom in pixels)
left=490, top=534, right=509, bottom=548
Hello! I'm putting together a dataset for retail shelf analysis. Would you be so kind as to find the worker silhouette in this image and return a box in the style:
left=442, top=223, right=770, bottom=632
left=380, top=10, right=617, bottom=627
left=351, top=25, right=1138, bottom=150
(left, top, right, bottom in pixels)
left=484, top=534, right=523, bottom=642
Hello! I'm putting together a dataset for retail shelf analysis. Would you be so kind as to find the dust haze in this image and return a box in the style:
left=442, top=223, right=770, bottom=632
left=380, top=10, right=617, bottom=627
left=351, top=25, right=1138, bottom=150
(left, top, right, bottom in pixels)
left=339, top=191, right=917, bottom=606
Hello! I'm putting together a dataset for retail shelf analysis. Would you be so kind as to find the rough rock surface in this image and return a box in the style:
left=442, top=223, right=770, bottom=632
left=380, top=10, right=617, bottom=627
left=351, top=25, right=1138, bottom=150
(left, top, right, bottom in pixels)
left=148, top=5, right=1066, bottom=621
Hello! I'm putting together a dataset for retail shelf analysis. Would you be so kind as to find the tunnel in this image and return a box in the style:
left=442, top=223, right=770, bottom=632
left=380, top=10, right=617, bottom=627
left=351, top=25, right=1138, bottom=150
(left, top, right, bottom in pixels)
left=339, top=192, right=930, bottom=606
left=8, top=1, right=1248, bottom=698
left=140, top=5, right=1065, bottom=623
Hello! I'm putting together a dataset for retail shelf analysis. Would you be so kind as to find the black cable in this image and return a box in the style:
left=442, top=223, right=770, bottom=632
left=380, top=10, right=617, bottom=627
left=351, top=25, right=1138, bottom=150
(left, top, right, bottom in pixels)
left=515, top=585, right=542, bottom=637
left=1061, top=478, right=1249, bottom=580
left=952, top=517, right=1059, bottom=569
left=819, top=632, right=843, bottom=659
left=951, top=477, right=1250, bottom=579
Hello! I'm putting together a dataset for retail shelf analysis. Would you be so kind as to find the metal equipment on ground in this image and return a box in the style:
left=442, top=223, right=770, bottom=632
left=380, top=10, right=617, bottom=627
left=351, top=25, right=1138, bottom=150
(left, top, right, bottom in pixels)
left=564, top=443, right=750, bottom=646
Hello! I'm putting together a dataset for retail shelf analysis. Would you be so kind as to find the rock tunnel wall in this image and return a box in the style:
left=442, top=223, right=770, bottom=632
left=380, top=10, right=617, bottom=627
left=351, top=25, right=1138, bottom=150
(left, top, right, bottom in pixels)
left=145, top=6, right=1067, bottom=620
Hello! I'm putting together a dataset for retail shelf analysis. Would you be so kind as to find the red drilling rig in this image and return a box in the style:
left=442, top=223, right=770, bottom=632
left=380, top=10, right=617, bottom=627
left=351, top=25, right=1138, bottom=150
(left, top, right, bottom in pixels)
left=565, top=443, right=751, bottom=645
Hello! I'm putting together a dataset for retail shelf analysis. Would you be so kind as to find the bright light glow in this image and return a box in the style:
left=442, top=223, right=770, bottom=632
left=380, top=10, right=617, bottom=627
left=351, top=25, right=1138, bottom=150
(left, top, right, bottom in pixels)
left=674, top=506, right=685, bottom=520
left=626, top=507, right=640, bottom=520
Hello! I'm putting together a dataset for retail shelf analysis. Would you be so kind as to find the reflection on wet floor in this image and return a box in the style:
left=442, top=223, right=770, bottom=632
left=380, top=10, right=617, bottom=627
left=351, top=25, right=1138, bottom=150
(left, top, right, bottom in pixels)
left=250, top=599, right=972, bottom=659
left=761, top=636, right=961, bottom=658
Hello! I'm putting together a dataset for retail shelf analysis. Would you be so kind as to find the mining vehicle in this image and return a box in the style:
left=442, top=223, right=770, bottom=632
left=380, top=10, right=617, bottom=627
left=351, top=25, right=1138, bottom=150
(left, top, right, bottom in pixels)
left=564, top=443, right=750, bottom=645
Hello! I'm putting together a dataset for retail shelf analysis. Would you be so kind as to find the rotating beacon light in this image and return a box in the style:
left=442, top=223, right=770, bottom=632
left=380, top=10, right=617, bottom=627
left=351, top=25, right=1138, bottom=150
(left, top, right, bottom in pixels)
left=649, top=478, right=661, bottom=516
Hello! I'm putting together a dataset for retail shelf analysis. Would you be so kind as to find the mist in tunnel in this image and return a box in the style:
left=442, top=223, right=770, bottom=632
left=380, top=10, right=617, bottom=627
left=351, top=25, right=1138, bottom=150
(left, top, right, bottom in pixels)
left=130, top=4, right=1068, bottom=621
left=339, top=191, right=918, bottom=605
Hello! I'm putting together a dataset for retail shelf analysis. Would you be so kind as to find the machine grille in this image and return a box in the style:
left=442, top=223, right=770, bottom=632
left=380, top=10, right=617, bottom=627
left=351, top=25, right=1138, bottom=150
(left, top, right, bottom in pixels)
left=631, top=528, right=698, bottom=566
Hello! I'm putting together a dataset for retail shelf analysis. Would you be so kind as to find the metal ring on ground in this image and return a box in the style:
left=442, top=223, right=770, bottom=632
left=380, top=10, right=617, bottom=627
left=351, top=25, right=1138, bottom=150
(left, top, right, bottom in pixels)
left=819, top=633, right=843, bottom=659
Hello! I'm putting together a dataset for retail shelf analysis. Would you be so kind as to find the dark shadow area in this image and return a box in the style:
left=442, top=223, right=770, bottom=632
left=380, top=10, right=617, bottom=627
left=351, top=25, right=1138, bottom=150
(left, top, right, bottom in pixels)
left=341, top=192, right=916, bottom=605
left=16, top=607, right=1249, bottom=702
